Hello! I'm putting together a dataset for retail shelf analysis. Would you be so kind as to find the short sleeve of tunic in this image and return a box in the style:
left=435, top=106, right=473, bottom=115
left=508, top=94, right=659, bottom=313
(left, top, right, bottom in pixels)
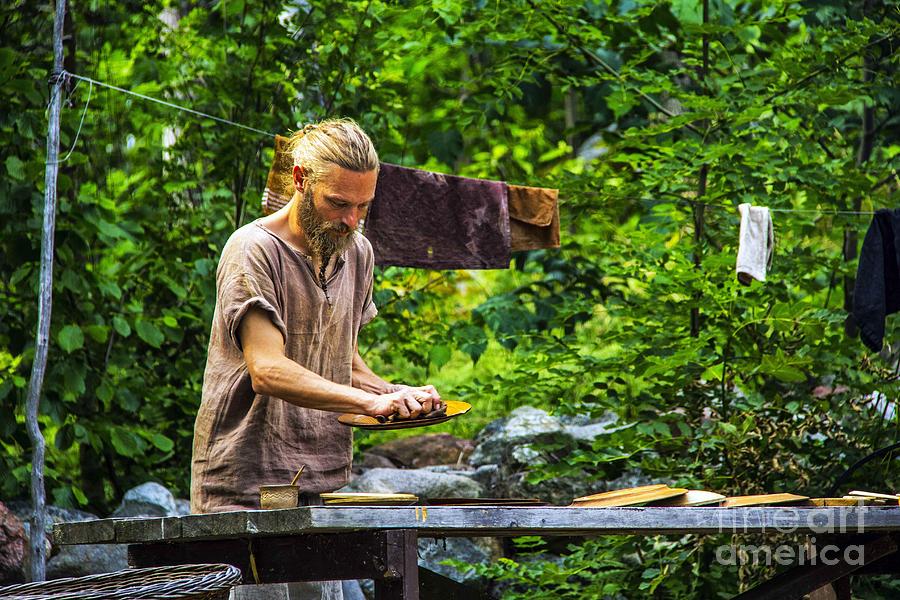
left=216, top=236, right=288, bottom=350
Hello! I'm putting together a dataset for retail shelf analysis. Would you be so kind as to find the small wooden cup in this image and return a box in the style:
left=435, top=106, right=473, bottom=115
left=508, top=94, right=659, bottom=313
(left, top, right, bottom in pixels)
left=260, top=484, right=299, bottom=510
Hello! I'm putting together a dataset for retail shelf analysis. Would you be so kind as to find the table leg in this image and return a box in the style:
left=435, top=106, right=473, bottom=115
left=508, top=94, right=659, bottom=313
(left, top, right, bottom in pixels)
left=732, top=534, right=896, bottom=600
left=374, top=530, right=419, bottom=600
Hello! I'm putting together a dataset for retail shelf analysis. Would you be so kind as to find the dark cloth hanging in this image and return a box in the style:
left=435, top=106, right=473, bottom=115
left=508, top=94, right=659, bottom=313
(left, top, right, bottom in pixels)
left=365, top=163, right=511, bottom=269
left=508, top=184, right=560, bottom=251
left=852, top=208, right=900, bottom=352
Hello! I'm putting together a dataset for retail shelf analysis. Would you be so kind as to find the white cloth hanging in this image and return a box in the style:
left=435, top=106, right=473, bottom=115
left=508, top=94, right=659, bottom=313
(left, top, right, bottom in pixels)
left=736, top=203, right=774, bottom=285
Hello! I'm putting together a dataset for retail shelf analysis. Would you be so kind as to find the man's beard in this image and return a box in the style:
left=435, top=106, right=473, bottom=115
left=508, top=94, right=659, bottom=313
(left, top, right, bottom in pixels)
left=297, top=186, right=355, bottom=261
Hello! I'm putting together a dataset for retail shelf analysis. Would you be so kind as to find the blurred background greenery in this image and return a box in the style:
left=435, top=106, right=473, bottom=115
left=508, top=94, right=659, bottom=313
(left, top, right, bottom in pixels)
left=2, top=0, right=899, bottom=596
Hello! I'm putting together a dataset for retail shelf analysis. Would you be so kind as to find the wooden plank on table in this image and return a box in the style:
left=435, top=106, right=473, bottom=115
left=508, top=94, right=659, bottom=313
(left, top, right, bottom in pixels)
left=114, top=516, right=182, bottom=542
left=56, top=506, right=900, bottom=544
left=731, top=534, right=897, bottom=600
left=52, top=518, right=116, bottom=545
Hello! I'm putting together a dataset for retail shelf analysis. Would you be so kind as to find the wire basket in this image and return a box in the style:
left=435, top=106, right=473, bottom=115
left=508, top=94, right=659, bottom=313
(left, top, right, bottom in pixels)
left=0, top=563, right=242, bottom=600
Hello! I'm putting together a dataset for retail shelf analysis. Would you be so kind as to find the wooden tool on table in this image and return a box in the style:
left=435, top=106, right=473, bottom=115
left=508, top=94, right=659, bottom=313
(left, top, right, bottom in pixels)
left=847, top=490, right=900, bottom=502
left=722, top=493, right=809, bottom=508
left=649, top=490, right=726, bottom=507
left=320, top=492, right=418, bottom=506
left=570, top=485, right=689, bottom=507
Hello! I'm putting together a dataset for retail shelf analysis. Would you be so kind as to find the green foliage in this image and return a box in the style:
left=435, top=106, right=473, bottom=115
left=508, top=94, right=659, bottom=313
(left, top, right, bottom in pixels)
left=2, top=0, right=900, bottom=596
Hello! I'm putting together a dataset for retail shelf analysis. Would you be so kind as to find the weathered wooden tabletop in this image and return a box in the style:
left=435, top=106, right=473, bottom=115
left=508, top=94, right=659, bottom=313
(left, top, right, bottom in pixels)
left=54, top=505, right=900, bottom=546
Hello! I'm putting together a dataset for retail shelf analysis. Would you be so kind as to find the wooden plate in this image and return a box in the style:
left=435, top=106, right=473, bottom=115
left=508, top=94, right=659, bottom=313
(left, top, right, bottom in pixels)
left=648, top=490, right=726, bottom=507
left=338, top=400, right=472, bottom=430
left=320, top=492, right=418, bottom=506
left=572, top=484, right=670, bottom=504
left=571, top=487, right=689, bottom=507
left=847, top=490, right=900, bottom=501
left=808, top=497, right=884, bottom=507
left=722, top=493, right=809, bottom=508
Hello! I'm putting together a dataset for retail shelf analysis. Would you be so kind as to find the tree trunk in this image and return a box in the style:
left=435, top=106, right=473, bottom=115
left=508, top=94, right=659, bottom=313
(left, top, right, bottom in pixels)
left=25, top=0, right=67, bottom=582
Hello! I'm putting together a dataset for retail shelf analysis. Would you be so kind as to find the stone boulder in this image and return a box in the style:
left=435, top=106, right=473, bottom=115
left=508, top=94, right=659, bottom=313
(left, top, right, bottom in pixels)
left=0, top=502, right=26, bottom=583
left=112, top=482, right=177, bottom=518
left=417, top=536, right=501, bottom=585
left=338, top=468, right=482, bottom=500
left=465, top=406, right=640, bottom=504
left=469, top=407, right=564, bottom=467
left=6, top=503, right=128, bottom=580
left=364, top=434, right=475, bottom=469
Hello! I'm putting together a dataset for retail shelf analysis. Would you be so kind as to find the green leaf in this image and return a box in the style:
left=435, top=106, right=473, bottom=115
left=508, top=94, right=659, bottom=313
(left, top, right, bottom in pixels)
left=5, top=155, right=25, bottom=180
left=84, top=324, right=109, bottom=343
left=135, top=319, right=164, bottom=348
left=71, top=485, right=89, bottom=506
left=429, top=344, right=452, bottom=369
left=149, top=432, right=174, bottom=453
left=109, top=427, right=142, bottom=457
left=55, top=423, right=75, bottom=451
left=58, top=325, right=84, bottom=353
left=112, top=315, right=131, bottom=337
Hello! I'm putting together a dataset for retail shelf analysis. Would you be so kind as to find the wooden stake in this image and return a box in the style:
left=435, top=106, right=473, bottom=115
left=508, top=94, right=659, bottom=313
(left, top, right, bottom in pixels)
left=25, top=0, right=67, bottom=582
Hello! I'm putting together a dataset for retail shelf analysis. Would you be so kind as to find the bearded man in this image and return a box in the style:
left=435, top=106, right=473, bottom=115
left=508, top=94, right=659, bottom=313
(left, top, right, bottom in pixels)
left=191, top=119, right=441, bottom=516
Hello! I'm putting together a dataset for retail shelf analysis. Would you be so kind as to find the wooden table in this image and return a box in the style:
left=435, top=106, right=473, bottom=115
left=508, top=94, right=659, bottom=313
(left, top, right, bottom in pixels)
left=54, top=506, right=900, bottom=599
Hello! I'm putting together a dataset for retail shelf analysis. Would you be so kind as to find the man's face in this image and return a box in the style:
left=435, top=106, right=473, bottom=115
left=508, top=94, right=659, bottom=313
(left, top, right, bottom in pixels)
left=296, top=163, right=377, bottom=259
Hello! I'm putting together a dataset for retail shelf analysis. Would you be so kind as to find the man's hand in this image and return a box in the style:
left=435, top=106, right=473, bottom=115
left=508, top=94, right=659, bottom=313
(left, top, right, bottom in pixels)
left=369, top=385, right=443, bottom=419
left=386, top=384, right=442, bottom=410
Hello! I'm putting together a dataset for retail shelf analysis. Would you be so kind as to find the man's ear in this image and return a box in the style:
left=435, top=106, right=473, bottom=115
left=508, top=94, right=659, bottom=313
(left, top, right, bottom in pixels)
left=292, top=165, right=305, bottom=193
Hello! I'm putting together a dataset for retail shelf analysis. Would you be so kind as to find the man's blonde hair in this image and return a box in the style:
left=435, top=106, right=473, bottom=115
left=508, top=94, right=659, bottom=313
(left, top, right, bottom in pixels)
left=287, top=118, right=379, bottom=187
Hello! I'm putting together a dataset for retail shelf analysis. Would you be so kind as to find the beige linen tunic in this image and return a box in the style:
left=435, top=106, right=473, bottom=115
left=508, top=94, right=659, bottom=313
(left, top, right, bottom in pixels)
left=191, top=221, right=377, bottom=513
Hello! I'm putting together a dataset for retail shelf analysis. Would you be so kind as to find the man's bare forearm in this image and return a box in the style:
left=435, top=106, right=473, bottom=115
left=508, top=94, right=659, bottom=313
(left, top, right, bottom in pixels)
left=253, top=353, right=376, bottom=413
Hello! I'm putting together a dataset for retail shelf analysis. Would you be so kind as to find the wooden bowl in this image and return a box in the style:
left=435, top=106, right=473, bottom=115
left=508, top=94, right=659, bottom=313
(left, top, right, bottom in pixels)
left=260, top=484, right=299, bottom=510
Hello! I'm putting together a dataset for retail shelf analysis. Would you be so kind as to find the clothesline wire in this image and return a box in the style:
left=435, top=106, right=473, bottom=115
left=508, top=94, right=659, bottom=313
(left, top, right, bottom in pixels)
left=52, top=70, right=893, bottom=218
left=59, top=70, right=278, bottom=138
left=557, top=192, right=884, bottom=216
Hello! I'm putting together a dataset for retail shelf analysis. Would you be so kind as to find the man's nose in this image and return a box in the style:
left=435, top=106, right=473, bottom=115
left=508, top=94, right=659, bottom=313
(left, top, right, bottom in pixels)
left=342, top=207, right=360, bottom=230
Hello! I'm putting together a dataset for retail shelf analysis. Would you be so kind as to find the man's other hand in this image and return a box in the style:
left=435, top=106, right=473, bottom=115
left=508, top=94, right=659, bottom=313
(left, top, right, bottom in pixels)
left=386, top=384, right=442, bottom=410
left=370, top=386, right=441, bottom=419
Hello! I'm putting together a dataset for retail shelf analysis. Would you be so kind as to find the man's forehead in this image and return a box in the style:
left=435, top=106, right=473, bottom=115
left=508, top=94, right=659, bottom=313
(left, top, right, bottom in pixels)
left=317, top=164, right=377, bottom=201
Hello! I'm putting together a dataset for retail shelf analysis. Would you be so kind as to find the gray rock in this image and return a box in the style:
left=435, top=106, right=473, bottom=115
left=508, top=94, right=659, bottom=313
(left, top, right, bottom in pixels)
left=6, top=502, right=127, bottom=579
left=112, top=482, right=177, bottom=517
left=417, top=537, right=500, bottom=585
left=563, top=412, right=620, bottom=442
left=47, top=542, right=128, bottom=579
left=338, top=468, right=482, bottom=499
left=469, top=406, right=564, bottom=467
left=342, top=579, right=367, bottom=600
left=173, top=499, right=191, bottom=516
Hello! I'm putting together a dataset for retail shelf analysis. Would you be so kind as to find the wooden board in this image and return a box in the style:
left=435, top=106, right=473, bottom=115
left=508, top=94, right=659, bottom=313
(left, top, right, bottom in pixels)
left=571, top=487, right=688, bottom=507
left=321, top=493, right=418, bottom=506
left=848, top=490, right=900, bottom=501
left=338, top=400, right=471, bottom=431
left=648, top=490, right=725, bottom=507
left=426, top=498, right=547, bottom=507
left=809, top=498, right=882, bottom=507
left=722, top=493, right=809, bottom=508
left=54, top=506, right=900, bottom=545
left=572, top=484, right=669, bottom=504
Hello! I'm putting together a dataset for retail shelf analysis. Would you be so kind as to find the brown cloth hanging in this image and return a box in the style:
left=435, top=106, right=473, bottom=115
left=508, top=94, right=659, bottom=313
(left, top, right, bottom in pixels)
left=508, top=184, right=560, bottom=251
left=260, top=142, right=562, bottom=263
left=366, top=163, right=510, bottom=269
left=261, top=134, right=292, bottom=214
